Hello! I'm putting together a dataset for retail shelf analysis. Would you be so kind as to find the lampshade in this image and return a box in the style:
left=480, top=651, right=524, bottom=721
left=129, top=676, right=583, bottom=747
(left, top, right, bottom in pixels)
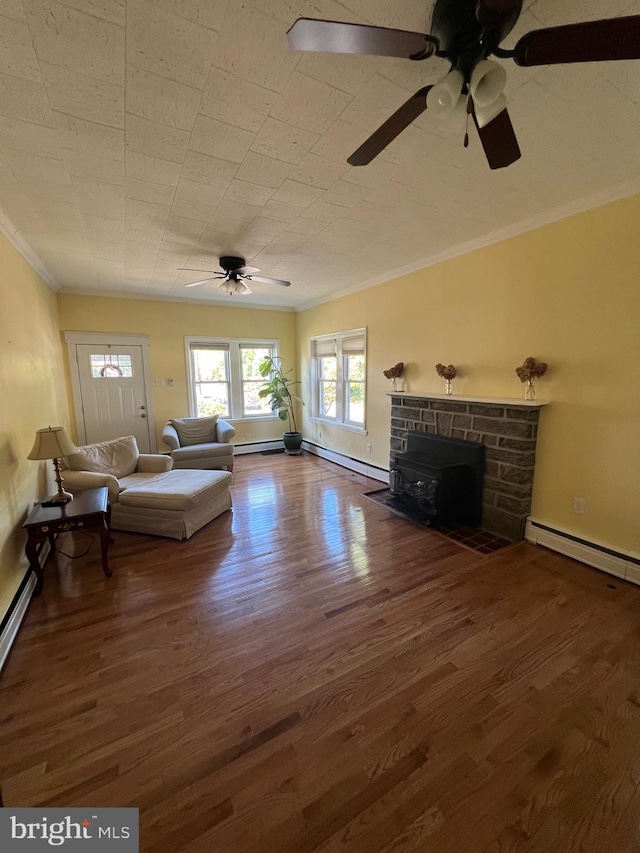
left=469, top=59, right=507, bottom=108
left=28, top=426, right=79, bottom=460
left=219, top=280, right=251, bottom=296
left=474, top=94, right=507, bottom=129
left=426, top=69, right=465, bottom=120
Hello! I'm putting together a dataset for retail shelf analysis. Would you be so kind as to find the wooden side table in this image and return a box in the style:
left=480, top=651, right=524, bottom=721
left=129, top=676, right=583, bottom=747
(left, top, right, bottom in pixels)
left=23, top=487, right=113, bottom=595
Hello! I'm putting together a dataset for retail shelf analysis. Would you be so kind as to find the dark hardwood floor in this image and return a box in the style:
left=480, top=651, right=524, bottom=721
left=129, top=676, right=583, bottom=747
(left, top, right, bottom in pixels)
left=2, top=453, right=640, bottom=852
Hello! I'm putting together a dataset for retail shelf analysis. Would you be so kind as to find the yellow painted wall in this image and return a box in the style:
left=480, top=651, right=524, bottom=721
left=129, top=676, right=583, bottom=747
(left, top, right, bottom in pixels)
left=0, top=234, right=70, bottom=618
left=296, top=194, right=640, bottom=556
left=56, top=295, right=298, bottom=448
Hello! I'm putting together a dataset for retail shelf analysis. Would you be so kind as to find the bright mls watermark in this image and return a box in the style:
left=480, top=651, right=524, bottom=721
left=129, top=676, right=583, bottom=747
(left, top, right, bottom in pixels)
left=0, top=809, right=138, bottom=850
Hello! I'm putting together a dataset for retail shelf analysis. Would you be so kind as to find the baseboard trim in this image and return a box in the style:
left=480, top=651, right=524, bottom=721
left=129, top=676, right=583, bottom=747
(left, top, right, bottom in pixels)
left=302, top=441, right=389, bottom=483
left=525, top=519, right=640, bottom=585
left=233, top=440, right=284, bottom=455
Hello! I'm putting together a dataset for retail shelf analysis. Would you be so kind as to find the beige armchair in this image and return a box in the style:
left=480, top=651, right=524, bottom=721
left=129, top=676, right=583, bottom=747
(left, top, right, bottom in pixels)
left=162, top=415, right=235, bottom=472
left=62, top=435, right=232, bottom=540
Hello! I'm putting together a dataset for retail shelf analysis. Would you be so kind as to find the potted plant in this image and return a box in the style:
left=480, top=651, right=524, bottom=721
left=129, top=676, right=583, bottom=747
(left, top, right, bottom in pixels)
left=258, top=355, right=304, bottom=453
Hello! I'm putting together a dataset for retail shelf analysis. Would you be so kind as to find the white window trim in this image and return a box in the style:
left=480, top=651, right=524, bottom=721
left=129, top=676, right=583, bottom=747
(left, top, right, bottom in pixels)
left=310, top=327, right=367, bottom=433
left=185, top=336, right=279, bottom=421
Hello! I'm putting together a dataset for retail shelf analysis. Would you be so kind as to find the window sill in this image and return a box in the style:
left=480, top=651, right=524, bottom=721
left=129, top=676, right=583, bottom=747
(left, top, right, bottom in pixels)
left=311, top=417, right=367, bottom=435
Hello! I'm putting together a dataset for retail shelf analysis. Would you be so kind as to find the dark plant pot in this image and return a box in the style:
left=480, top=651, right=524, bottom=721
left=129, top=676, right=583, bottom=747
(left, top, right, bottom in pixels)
left=283, top=431, right=303, bottom=453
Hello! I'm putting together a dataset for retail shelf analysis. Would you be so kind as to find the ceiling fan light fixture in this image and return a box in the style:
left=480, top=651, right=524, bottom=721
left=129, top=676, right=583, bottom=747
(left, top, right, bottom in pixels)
left=219, top=279, right=251, bottom=296
left=475, top=93, right=507, bottom=128
left=470, top=59, right=507, bottom=106
left=426, top=69, right=464, bottom=118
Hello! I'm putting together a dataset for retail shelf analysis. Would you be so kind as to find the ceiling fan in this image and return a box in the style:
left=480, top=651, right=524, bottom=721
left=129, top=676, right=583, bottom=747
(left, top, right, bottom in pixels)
left=287, top=0, right=640, bottom=169
left=180, top=256, right=291, bottom=296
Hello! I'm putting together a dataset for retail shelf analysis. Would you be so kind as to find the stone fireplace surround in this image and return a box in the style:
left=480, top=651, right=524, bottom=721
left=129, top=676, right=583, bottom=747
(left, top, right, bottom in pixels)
left=388, top=393, right=549, bottom=541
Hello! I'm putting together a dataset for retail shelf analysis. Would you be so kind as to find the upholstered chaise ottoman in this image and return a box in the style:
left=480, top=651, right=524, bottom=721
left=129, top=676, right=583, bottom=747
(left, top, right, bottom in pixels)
left=114, top=469, right=233, bottom=540
left=62, top=435, right=233, bottom=540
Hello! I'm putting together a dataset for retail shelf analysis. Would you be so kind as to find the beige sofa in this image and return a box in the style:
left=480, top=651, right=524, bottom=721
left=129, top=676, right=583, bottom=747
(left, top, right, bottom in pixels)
left=62, top=435, right=232, bottom=540
left=162, top=415, right=235, bottom=471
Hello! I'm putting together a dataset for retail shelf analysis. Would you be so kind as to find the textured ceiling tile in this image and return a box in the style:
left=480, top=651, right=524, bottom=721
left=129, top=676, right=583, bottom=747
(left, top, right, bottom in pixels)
left=0, top=14, right=42, bottom=82
left=4, top=149, right=70, bottom=184
left=127, top=0, right=217, bottom=90
left=126, top=197, right=172, bottom=223
left=224, top=179, right=275, bottom=207
left=300, top=199, right=345, bottom=223
left=164, top=213, right=207, bottom=244
left=72, top=176, right=125, bottom=216
left=169, top=196, right=217, bottom=221
left=211, top=0, right=298, bottom=93
left=51, top=0, right=125, bottom=26
left=126, top=66, right=201, bottom=130
left=242, top=216, right=287, bottom=243
left=310, top=119, right=373, bottom=162
left=283, top=215, right=327, bottom=236
left=54, top=112, right=124, bottom=159
left=271, top=179, right=324, bottom=208
left=174, top=177, right=226, bottom=207
left=152, top=0, right=229, bottom=31
left=261, top=199, right=305, bottom=224
left=200, top=67, right=278, bottom=133
left=0, top=0, right=27, bottom=21
left=90, top=239, right=125, bottom=261
left=126, top=150, right=182, bottom=186
left=63, top=150, right=125, bottom=183
left=290, top=153, right=350, bottom=189
left=235, top=151, right=293, bottom=188
left=0, top=71, right=55, bottom=125
left=25, top=0, right=124, bottom=84
left=125, top=114, right=190, bottom=163
left=0, top=117, right=62, bottom=157
left=529, top=0, right=631, bottom=26
left=297, top=51, right=379, bottom=96
left=126, top=176, right=176, bottom=205
left=85, top=214, right=125, bottom=242
left=270, top=72, right=352, bottom=134
left=181, top=150, right=238, bottom=187
left=250, top=117, right=319, bottom=165
left=41, top=61, right=123, bottom=127
left=189, top=115, right=255, bottom=163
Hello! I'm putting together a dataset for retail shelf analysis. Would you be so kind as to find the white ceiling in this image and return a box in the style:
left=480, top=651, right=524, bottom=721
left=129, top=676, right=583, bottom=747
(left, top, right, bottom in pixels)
left=1, top=0, right=640, bottom=310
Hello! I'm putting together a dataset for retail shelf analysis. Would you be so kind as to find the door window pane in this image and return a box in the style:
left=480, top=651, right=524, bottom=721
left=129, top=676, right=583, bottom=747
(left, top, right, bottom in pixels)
left=90, top=354, right=133, bottom=378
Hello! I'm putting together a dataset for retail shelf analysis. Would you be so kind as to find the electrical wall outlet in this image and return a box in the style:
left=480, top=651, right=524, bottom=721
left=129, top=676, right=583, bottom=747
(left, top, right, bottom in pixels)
left=318, top=429, right=322, bottom=439
left=154, top=378, right=164, bottom=387
left=366, top=443, right=372, bottom=453
left=245, top=433, right=251, bottom=441
left=573, top=498, right=586, bottom=515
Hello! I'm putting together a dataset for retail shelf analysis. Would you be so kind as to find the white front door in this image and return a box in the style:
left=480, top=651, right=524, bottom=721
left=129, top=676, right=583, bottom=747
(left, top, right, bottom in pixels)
left=73, top=343, right=152, bottom=452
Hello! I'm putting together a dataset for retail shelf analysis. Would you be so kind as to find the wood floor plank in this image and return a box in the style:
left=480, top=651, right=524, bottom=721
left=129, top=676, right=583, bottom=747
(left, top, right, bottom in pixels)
left=3, top=453, right=640, bottom=852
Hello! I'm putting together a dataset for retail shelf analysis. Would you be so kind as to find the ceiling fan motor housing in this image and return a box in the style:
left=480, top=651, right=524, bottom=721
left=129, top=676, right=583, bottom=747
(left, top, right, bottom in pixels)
left=431, top=0, right=522, bottom=74
left=219, top=255, right=246, bottom=272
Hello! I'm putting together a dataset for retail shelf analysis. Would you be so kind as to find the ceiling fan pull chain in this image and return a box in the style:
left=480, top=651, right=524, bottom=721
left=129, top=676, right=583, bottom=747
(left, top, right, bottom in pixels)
left=463, top=95, right=473, bottom=148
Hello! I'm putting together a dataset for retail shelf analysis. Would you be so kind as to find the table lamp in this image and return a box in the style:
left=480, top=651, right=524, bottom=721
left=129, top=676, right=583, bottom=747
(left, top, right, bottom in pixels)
left=27, top=426, right=79, bottom=506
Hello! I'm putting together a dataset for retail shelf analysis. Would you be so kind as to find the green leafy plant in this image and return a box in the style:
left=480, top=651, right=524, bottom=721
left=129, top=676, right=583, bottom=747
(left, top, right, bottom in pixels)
left=258, top=355, right=304, bottom=434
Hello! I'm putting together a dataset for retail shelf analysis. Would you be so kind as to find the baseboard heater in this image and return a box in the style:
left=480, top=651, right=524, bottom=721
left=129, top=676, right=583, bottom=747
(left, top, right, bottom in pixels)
left=525, top=519, right=640, bottom=586
left=302, top=440, right=389, bottom=483
left=0, top=544, right=46, bottom=671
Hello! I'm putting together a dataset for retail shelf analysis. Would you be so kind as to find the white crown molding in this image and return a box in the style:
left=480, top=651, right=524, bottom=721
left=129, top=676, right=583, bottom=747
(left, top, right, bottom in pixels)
left=296, top=176, right=640, bottom=313
left=0, top=204, right=59, bottom=290
left=56, top=287, right=296, bottom=313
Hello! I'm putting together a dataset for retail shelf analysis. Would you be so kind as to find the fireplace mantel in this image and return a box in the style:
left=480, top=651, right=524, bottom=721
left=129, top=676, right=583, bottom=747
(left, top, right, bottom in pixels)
left=387, top=391, right=550, bottom=408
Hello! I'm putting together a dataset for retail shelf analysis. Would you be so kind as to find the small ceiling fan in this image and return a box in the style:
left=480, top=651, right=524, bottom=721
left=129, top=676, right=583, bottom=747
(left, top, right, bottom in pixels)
left=287, top=0, right=640, bottom=169
left=180, top=256, right=291, bottom=296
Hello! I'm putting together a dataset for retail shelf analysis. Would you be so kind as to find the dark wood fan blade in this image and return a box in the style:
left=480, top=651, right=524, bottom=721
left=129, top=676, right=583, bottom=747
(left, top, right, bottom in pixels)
left=237, top=265, right=260, bottom=275
left=287, top=18, right=437, bottom=59
left=472, top=106, right=521, bottom=170
left=248, top=276, right=291, bottom=287
left=184, top=276, right=224, bottom=288
left=347, top=86, right=431, bottom=167
left=513, top=17, right=640, bottom=66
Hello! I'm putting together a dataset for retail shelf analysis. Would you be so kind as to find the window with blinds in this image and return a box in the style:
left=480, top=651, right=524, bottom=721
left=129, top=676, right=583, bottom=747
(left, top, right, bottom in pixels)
left=186, top=338, right=277, bottom=420
left=310, top=329, right=366, bottom=428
